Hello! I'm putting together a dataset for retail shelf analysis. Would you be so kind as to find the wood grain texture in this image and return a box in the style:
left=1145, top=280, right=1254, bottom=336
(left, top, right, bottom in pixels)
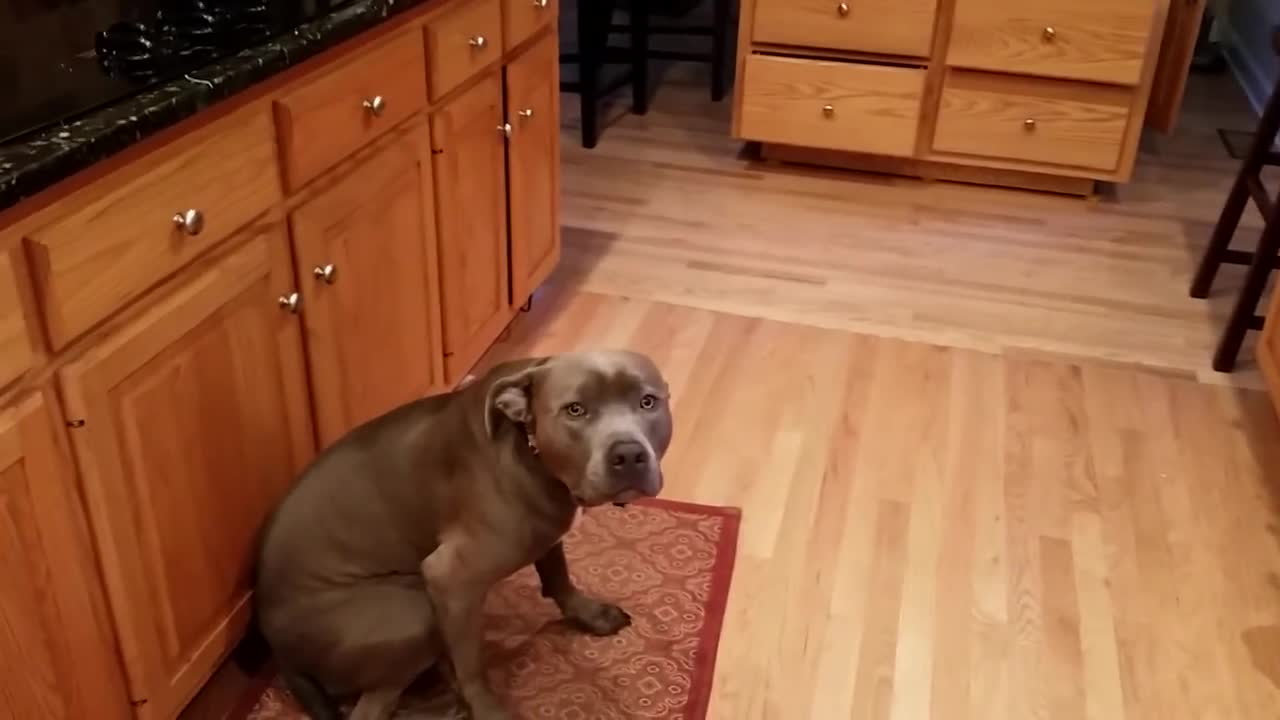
left=23, top=106, right=281, bottom=350
left=502, top=0, right=556, bottom=51
left=0, top=389, right=131, bottom=720
left=1143, top=0, right=1206, bottom=133
left=56, top=223, right=314, bottom=720
left=430, top=70, right=513, bottom=383
left=0, top=247, right=35, bottom=391
left=751, top=0, right=938, bottom=59
left=946, top=0, right=1159, bottom=86
left=425, top=0, right=503, bottom=100
left=505, top=31, right=562, bottom=307
left=738, top=55, right=925, bottom=157
left=932, top=70, right=1131, bottom=171
left=289, top=121, right=444, bottom=447
left=470, top=286, right=1280, bottom=720
left=273, top=29, right=428, bottom=191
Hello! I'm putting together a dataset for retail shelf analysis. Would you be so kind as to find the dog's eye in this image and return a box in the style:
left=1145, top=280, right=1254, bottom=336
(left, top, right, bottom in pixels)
left=640, top=394, right=658, bottom=410
left=565, top=402, right=587, bottom=418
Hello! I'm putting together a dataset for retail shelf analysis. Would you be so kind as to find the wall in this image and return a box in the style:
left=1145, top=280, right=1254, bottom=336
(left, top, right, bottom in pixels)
left=1222, top=0, right=1280, bottom=111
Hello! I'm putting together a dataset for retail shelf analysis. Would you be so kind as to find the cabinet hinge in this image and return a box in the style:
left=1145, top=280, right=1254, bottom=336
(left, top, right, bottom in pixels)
left=66, top=419, right=86, bottom=428
left=130, top=698, right=148, bottom=707
left=431, top=147, right=445, bottom=155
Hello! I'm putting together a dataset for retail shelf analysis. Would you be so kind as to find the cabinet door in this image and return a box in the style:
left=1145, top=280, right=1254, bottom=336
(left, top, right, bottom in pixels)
left=58, top=222, right=315, bottom=720
left=506, top=31, right=561, bottom=308
left=291, top=125, right=446, bottom=447
left=0, top=389, right=131, bottom=720
left=431, top=71, right=513, bottom=383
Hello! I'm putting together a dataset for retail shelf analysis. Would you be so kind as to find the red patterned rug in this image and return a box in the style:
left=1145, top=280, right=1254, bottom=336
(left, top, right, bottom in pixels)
left=235, top=499, right=740, bottom=719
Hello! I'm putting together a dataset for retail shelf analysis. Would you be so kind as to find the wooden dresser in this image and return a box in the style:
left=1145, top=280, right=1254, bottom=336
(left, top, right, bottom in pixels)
left=0, top=0, right=560, bottom=717
left=731, top=0, right=1203, bottom=193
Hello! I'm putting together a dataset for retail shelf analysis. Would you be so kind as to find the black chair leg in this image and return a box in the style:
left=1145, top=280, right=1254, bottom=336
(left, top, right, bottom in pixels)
left=577, top=0, right=611, bottom=148
left=1213, top=212, right=1280, bottom=371
left=710, top=0, right=730, bottom=102
left=631, top=2, right=649, bottom=114
left=1191, top=76, right=1280, bottom=298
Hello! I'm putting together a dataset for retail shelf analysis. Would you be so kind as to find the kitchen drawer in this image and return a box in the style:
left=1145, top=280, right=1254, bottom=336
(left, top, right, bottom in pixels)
left=24, top=108, right=281, bottom=348
left=752, top=0, right=936, bottom=58
left=947, top=0, right=1157, bottom=86
left=503, top=0, right=556, bottom=51
left=932, top=70, right=1131, bottom=171
left=275, top=30, right=427, bottom=190
left=737, top=55, right=924, bottom=158
left=0, top=247, right=35, bottom=388
left=426, top=0, right=503, bottom=100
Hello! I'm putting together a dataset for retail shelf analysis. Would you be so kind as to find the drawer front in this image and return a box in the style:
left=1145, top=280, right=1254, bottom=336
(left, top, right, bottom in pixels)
left=275, top=31, right=427, bottom=190
left=503, top=0, right=556, bottom=51
left=753, top=0, right=937, bottom=58
left=932, top=71, right=1131, bottom=171
left=947, top=0, right=1157, bottom=86
left=25, top=108, right=281, bottom=348
left=0, top=248, right=35, bottom=388
left=738, top=55, right=924, bottom=157
left=426, top=0, right=503, bottom=99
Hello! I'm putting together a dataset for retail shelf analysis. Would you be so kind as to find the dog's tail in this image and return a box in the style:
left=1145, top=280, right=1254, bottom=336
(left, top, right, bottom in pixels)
left=282, top=671, right=344, bottom=720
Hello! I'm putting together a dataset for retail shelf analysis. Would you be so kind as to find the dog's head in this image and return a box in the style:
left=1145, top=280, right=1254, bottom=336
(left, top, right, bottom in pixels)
left=485, top=350, right=673, bottom=506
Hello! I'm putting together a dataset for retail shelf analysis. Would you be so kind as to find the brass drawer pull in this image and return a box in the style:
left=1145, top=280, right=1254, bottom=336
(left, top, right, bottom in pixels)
left=362, top=95, right=387, bottom=117
left=1024, top=118, right=1037, bottom=131
left=469, top=35, right=487, bottom=49
left=837, top=2, right=850, bottom=16
left=1042, top=26, right=1056, bottom=42
left=172, top=209, right=204, bottom=236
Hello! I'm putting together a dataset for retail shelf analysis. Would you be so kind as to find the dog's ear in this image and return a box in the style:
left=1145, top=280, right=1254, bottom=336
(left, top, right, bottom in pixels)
left=484, top=359, right=550, bottom=439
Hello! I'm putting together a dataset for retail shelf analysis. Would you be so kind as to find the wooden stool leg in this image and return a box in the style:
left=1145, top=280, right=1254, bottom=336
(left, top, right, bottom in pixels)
left=710, top=0, right=730, bottom=102
left=631, top=1, right=649, bottom=115
left=1212, top=208, right=1280, bottom=371
left=1191, top=77, right=1280, bottom=298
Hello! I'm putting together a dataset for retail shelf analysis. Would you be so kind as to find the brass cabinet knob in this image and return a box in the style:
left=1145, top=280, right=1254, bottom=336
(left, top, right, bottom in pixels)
left=277, top=292, right=301, bottom=314
left=1024, top=118, right=1037, bottom=131
left=822, top=104, right=835, bottom=118
left=172, top=209, right=204, bottom=236
left=362, top=95, right=386, bottom=117
left=533, top=0, right=548, bottom=7
left=313, top=263, right=337, bottom=284
left=517, top=108, right=535, bottom=119
left=498, top=122, right=513, bottom=138
left=1042, top=26, right=1056, bottom=42
left=469, top=35, right=487, bottom=49
left=837, top=2, right=850, bottom=16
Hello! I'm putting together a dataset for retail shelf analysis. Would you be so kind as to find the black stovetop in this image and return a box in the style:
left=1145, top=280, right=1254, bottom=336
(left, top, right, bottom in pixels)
left=0, top=0, right=353, bottom=144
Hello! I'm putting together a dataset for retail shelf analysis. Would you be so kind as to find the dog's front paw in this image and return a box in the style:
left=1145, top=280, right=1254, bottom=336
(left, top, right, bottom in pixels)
left=565, top=597, right=632, bottom=636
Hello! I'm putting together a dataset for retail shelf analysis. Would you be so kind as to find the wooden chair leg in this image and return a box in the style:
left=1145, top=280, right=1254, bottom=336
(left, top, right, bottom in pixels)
left=710, top=0, right=730, bottom=101
left=1191, top=76, right=1280, bottom=298
left=1213, top=210, right=1280, bottom=371
left=631, top=1, right=649, bottom=115
left=577, top=0, right=610, bottom=148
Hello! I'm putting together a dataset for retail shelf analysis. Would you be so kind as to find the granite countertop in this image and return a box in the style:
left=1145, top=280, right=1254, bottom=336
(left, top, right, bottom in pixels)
left=0, top=0, right=434, bottom=215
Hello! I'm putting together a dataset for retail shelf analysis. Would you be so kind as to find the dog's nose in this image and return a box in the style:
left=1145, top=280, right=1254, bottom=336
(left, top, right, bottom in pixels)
left=607, top=440, right=649, bottom=482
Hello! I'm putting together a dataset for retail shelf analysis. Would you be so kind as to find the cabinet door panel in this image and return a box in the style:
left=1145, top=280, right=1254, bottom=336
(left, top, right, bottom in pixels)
left=291, top=125, right=445, bottom=446
left=506, top=31, right=561, bottom=307
left=58, top=222, right=314, bottom=720
left=0, top=390, right=131, bottom=720
left=431, top=72, right=512, bottom=383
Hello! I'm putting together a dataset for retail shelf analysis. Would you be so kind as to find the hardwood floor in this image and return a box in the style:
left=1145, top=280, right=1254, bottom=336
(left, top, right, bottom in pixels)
left=479, top=288, right=1280, bottom=720
left=557, top=66, right=1278, bottom=388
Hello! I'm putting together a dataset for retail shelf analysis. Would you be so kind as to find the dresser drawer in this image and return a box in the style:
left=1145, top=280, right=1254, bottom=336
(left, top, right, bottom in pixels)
left=503, top=0, right=556, bottom=51
left=0, top=248, right=35, bottom=388
left=752, top=0, right=937, bottom=58
left=932, top=71, right=1131, bottom=171
left=275, top=31, right=427, bottom=190
left=25, top=108, right=281, bottom=348
left=738, top=55, right=924, bottom=157
left=947, top=0, right=1157, bottom=86
left=426, top=0, right=503, bottom=100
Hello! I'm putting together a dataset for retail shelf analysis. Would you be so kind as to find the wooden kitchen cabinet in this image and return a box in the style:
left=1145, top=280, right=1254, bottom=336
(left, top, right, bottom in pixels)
left=290, top=123, right=446, bottom=446
left=0, top=388, right=131, bottom=720
left=431, top=71, right=512, bottom=383
left=505, top=31, right=561, bottom=307
left=56, top=223, right=314, bottom=720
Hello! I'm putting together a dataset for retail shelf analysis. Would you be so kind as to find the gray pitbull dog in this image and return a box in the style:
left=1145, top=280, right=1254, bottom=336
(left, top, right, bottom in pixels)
left=253, top=349, right=674, bottom=720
